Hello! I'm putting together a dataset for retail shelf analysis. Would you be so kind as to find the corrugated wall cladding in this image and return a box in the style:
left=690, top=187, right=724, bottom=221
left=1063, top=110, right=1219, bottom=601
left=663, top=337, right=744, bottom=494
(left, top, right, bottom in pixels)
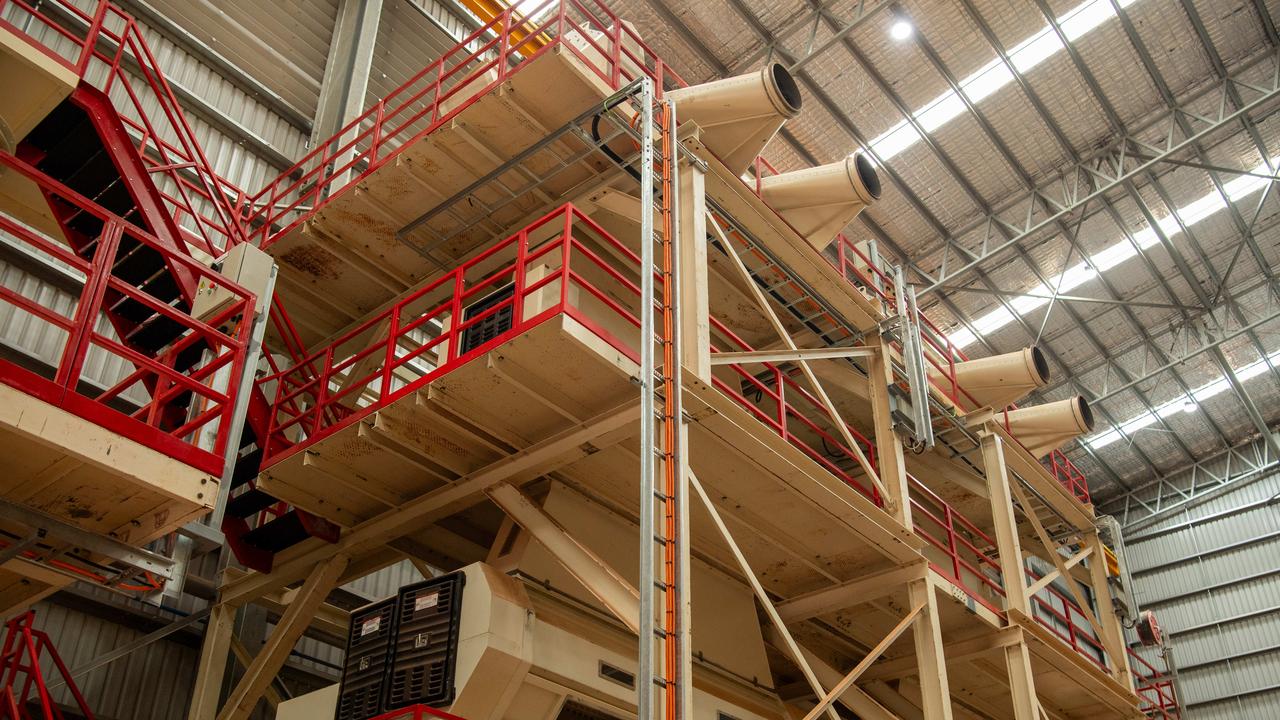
left=1123, top=468, right=1280, bottom=718
left=15, top=560, right=434, bottom=718
left=29, top=601, right=199, bottom=720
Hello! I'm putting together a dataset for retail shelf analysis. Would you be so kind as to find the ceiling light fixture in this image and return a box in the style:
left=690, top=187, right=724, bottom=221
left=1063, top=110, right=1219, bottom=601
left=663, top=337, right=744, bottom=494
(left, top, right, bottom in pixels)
left=1182, top=397, right=1198, bottom=414
left=890, top=18, right=913, bottom=41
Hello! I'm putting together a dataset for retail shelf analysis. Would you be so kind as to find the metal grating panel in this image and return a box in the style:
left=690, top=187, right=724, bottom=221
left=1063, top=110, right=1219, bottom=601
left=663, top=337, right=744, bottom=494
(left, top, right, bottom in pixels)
left=385, top=572, right=466, bottom=709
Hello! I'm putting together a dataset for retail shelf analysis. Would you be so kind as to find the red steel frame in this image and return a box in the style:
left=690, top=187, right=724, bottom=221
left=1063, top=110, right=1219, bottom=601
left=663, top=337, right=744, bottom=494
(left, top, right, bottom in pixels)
left=0, top=0, right=250, bottom=259
left=242, top=0, right=687, bottom=248
left=0, top=611, right=94, bottom=720
left=0, top=152, right=254, bottom=476
left=1129, top=649, right=1180, bottom=718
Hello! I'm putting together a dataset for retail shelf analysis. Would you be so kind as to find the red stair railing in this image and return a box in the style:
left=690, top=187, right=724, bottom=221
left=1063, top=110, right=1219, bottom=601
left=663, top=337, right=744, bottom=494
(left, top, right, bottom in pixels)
left=0, top=0, right=250, bottom=258
left=0, top=152, right=254, bottom=475
left=1129, top=648, right=1180, bottom=718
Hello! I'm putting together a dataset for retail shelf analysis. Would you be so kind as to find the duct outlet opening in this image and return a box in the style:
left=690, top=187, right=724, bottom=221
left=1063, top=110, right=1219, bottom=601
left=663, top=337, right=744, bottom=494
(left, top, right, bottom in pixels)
left=1075, top=396, right=1095, bottom=431
left=769, top=62, right=803, bottom=115
left=853, top=152, right=882, bottom=200
left=1030, top=346, right=1050, bottom=385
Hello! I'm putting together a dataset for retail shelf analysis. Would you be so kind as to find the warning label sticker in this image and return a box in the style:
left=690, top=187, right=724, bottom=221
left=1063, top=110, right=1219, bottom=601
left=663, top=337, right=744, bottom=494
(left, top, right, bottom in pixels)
left=361, top=617, right=381, bottom=636
left=415, top=592, right=439, bottom=611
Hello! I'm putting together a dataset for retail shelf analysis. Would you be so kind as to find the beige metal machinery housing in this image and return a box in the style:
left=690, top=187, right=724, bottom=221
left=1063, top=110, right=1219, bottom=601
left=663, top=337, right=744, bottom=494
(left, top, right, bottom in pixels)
left=666, top=63, right=802, bottom=174
left=929, top=346, right=1051, bottom=412
left=759, top=153, right=882, bottom=251
left=1004, top=395, right=1097, bottom=458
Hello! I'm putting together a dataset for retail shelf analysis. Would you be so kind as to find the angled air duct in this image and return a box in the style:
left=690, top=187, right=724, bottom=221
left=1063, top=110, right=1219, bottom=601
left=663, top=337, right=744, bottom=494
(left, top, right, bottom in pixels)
left=1003, top=395, right=1095, bottom=459
left=666, top=63, right=802, bottom=173
left=930, top=346, right=1050, bottom=412
left=759, top=152, right=882, bottom=250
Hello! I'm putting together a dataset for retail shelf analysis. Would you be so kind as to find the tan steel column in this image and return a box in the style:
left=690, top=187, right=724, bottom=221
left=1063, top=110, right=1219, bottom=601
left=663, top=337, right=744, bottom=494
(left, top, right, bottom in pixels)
left=980, top=431, right=1040, bottom=720
left=1086, top=531, right=1133, bottom=687
left=678, top=159, right=710, bottom=380
left=868, top=333, right=910, bottom=524
left=217, top=554, right=351, bottom=720
left=870, top=334, right=951, bottom=719
left=187, top=602, right=235, bottom=720
left=908, top=578, right=953, bottom=720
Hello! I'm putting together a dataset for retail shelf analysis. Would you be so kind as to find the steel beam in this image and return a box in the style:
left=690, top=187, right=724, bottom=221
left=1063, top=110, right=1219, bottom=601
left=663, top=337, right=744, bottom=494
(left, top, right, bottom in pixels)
left=1097, top=434, right=1279, bottom=530
left=916, top=50, right=1280, bottom=293
left=0, top=499, right=174, bottom=579
left=312, top=0, right=384, bottom=146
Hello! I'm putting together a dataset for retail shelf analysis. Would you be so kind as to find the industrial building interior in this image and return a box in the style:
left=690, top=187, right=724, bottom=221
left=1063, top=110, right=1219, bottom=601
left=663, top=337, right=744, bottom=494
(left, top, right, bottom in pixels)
left=0, top=0, right=1276, bottom=719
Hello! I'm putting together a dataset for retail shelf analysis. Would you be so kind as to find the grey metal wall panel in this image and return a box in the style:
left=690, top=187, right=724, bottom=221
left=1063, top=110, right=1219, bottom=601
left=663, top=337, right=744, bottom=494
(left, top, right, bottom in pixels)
left=1123, top=464, right=1280, bottom=718
left=29, top=601, right=198, bottom=720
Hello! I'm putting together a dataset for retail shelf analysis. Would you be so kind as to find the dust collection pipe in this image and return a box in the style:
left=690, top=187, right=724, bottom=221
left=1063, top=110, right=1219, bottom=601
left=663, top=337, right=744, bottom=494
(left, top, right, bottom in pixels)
left=1004, top=395, right=1096, bottom=459
left=666, top=62, right=802, bottom=174
left=759, top=152, right=882, bottom=250
left=930, top=346, right=1051, bottom=412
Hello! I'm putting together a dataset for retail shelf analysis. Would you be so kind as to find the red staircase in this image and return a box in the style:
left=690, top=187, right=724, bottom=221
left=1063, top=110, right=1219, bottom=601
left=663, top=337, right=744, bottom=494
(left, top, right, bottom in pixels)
left=0, top=0, right=337, bottom=571
left=0, top=611, right=94, bottom=720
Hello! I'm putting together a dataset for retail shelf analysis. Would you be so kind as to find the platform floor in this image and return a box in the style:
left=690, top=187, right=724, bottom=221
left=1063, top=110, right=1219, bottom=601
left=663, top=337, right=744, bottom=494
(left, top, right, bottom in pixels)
left=266, top=48, right=622, bottom=350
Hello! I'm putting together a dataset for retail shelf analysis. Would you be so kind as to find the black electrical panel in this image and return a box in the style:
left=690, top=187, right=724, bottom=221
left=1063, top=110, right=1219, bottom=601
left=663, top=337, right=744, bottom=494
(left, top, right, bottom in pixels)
left=335, top=598, right=397, bottom=720
left=459, top=284, right=515, bottom=354
left=384, top=572, right=466, bottom=709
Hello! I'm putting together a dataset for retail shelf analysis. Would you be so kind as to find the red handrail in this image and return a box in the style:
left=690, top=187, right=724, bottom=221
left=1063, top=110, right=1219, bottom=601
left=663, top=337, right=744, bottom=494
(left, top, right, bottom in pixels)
left=908, top=474, right=1006, bottom=614
left=707, top=317, right=881, bottom=505
left=261, top=203, right=636, bottom=462
left=0, top=152, right=254, bottom=475
left=242, top=0, right=687, bottom=249
left=1128, top=647, right=1180, bottom=717
left=0, top=0, right=250, bottom=258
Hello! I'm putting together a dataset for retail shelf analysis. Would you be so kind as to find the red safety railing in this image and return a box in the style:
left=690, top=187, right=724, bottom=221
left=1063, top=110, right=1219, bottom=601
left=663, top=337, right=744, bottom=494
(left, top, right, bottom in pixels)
left=371, top=705, right=467, bottom=720
left=708, top=317, right=881, bottom=505
left=1027, top=566, right=1107, bottom=668
left=242, top=0, right=687, bottom=249
left=0, top=612, right=95, bottom=720
left=261, top=203, right=640, bottom=462
left=1129, top=648, right=1179, bottom=717
left=908, top=475, right=1006, bottom=614
left=0, top=152, right=254, bottom=476
left=0, top=0, right=250, bottom=258
left=828, top=231, right=1093, bottom=506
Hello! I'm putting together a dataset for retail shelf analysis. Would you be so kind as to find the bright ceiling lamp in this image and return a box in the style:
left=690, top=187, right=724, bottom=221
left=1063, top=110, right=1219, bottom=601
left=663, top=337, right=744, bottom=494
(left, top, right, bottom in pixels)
left=890, top=18, right=914, bottom=41
left=1085, top=349, right=1280, bottom=450
left=868, top=0, right=1140, bottom=160
left=947, top=154, right=1280, bottom=349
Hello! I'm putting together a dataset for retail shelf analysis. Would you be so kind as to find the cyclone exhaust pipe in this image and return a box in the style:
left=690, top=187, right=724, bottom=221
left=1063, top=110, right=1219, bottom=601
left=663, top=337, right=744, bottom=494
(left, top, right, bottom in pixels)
left=930, top=346, right=1050, bottom=413
left=759, top=151, right=881, bottom=250
left=1003, top=395, right=1095, bottom=459
left=666, top=63, right=802, bottom=174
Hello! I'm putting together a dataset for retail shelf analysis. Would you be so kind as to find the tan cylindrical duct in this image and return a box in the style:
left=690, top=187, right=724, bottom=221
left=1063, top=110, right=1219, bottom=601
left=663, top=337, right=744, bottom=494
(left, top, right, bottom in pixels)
left=666, top=63, right=802, bottom=174
left=759, top=152, right=882, bottom=250
left=1003, top=395, right=1095, bottom=459
left=930, top=346, right=1050, bottom=412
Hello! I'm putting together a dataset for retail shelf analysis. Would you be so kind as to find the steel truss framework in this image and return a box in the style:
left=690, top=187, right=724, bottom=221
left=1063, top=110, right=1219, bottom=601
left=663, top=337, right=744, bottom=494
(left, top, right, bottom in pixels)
left=634, top=0, right=1280, bottom=497
left=1098, top=432, right=1280, bottom=533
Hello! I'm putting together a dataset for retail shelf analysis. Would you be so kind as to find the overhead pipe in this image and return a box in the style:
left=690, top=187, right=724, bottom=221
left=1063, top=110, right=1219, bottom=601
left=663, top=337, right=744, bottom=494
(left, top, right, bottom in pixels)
left=930, top=346, right=1050, bottom=412
left=759, top=152, right=882, bottom=250
left=666, top=63, right=803, bottom=174
left=1003, top=395, right=1095, bottom=459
